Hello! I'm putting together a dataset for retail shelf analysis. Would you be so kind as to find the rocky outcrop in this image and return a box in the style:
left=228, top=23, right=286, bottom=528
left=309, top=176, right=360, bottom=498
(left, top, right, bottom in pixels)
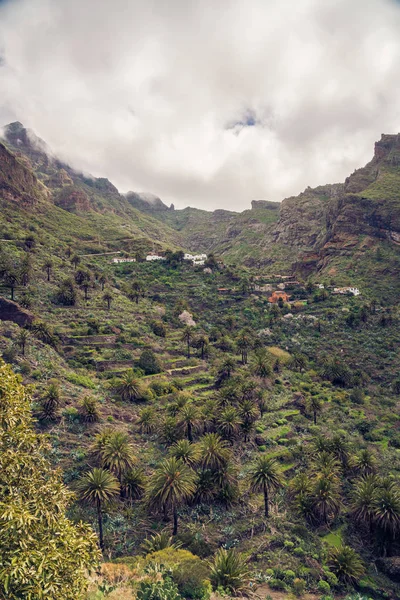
left=0, top=297, right=34, bottom=326
left=55, top=185, right=91, bottom=212
left=0, top=143, right=46, bottom=207
left=251, top=200, right=279, bottom=211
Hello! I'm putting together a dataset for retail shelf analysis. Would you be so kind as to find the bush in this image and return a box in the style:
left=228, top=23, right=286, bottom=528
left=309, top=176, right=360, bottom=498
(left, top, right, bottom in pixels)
left=152, top=321, right=167, bottom=338
left=137, top=578, right=181, bottom=600
left=268, top=578, right=287, bottom=591
left=292, top=577, right=306, bottom=596
left=318, top=580, right=331, bottom=593
left=173, top=559, right=211, bottom=600
left=138, top=349, right=162, bottom=375
left=65, top=372, right=96, bottom=389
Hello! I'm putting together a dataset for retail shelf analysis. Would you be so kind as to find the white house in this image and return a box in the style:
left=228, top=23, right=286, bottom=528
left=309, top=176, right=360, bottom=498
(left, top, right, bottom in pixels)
left=112, top=257, right=136, bottom=264
left=146, top=255, right=166, bottom=261
left=333, top=287, right=360, bottom=296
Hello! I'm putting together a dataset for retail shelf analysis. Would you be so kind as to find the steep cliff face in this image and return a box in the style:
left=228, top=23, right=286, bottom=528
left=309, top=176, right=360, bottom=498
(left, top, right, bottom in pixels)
left=0, top=143, right=47, bottom=207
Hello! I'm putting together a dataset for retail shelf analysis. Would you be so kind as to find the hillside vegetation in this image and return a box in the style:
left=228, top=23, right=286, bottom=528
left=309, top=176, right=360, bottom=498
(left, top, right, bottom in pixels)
left=0, top=123, right=399, bottom=600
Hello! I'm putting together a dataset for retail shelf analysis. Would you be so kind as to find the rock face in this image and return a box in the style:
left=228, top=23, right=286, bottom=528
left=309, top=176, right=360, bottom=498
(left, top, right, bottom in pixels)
left=55, top=185, right=91, bottom=212
left=0, top=297, right=34, bottom=327
left=0, top=143, right=46, bottom=207
left=251, top=200, right=280, bottom=210
left=125, top=191, right=172, bottom=212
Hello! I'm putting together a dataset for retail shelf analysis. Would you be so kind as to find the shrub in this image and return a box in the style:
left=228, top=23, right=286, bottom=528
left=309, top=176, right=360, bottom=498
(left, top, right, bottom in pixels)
left=63, top=406, right=80, bottom=422
left=173, top=559, right=211, bottom=600
left=318, top=580, right=331, bottom=593
left=268, top=578, right=287, bottom=591
left=138, top=349, right=162, bottom=375
left=65, top=372, right=96, bottom=389
left=137, top=578, right=181, bottom=600
left=152, top=321, right=167, bottom=338
left=292, top=577, right=306, bottom=596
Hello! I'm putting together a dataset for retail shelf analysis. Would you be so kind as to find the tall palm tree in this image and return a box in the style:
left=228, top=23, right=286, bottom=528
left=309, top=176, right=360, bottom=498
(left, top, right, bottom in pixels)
left=103, top=291, right=113, bottom=310
left=372, top=486, right=400, bottom=546
left=181, top=326, right=193, bottom=358
left=311, top=475, right=341, bottom=524
left=77, top=468, right=119, bottom=550
left=146, top=457, right=197, bottom=535
left=121, top=467, right=145, bottom=503
left=179, top=403, right=200, bottom=442
left=98, top=431, right=136, bottom=480
left=249, top=456, right=283, bottom=518
left=307, top=395, right=323, bottom=425
left=199, top=433, right=231, bottom=471
left=114, top=370, right=142, bottom=402
left=236, top=330, right=252, bottom=365
left=44, top=259, right=53, bottom=282
left=16, top=328, right=29, bottom=356
left=252, top=350, right=272, bottom=378
left=351, top=475, right=379, bottom=533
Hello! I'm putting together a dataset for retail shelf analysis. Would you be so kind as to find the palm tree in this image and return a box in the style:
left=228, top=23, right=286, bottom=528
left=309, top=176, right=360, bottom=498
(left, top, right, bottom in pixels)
left=3, top=269, right=19, bottom=301
left=179, top=403, right=200, bottom=442
left=16, top=328, right=29, bottom=356
left=289, top=353, right=308, bottom=372
left=77, top=468, right=119, bottom=550
left=79, top=396, right=100, bottom=422
left=351, top=475, right=379, bottom=533
left=252, top=350, right=272, bottom=378
left=103, top=291, right=113, bottom=310
left=137, top=407, right=157, bottom=433
left=121, top=467, right=145, bottom=503
left=354, top=448, right=377, bottom=476
left=99, top=274, right=107, bottom=291
left=307, top=395, right=323, bottom=425
left=98, top=431, right=137, bottom=480
left=44, top=259, right=53, bottom=282
left=249, top=456, right=283, bottom=517
left=128, top=281, right=144, bottom=304
left=181, top=326, right=193, bottom=358
left=146, top=457, right=197, bottom=535
left=215, top=357, right=236, bottom=388
left=311, top=475, right=341, bottom=524
left=71, top=254, right=81, bottom=269
left=217, top=406, right=242, bottom=442
left=238, top=398, right=259, bottom=442
left=328, top=545, right=364, bottom=584
left=199, top=433, right=231, bottom=471
left=169, top=439, right=201, bottom=467
left=194, top=333, right=209, bottom=359
left=372, top=486, right=400, bottom=546
left=236, top=330, right=252, bottom=365
left=114, top=370, right=142, bottom=402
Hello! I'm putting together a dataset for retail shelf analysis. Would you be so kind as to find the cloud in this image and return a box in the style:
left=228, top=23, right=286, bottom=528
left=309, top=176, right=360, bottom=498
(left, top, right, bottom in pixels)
left=1, top=0, right=400, bottom=210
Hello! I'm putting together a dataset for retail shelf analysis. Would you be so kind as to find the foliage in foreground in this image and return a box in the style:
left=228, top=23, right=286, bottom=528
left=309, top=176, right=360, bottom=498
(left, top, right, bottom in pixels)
left=0, top=359, right=100, bottom=599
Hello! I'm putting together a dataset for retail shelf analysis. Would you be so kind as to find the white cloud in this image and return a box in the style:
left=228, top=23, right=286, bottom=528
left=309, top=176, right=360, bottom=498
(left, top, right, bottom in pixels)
left=1, top=0, right=400, bottom=210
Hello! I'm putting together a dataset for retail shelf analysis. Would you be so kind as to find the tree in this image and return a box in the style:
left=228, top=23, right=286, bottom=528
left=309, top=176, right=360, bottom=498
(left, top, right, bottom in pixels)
left=249, top=456, right=283, bottom=517
left=236, top=330, right=252, bottom=365
left=138, top=349, right=162, bottom=375
left=55, top=278, right=77, bottom=306
left=97, top=431, right=137, bottom=480
left=3, top=268, right=19, bottom=300
left=307, top=395, right=323, bottom=425
left=0, top=360, right=99, bottom=598
left=328, top=545, right=365, bottom=584
left=16, top=328, right=29, bottom=356
left=114, top=370, right=143, bottom=402
left=71, top=254, right=81, bottom=269
left=215, top=357, right=236, bottom=388
left=169, top=439, right=201, bottom=467
left=129, top=280, right=145, bottom=304
left=77, top=468, right=119, bottom=551
left=181, top=326, right=194, bottom=358
left=99, top=274, right=107, bottom=291
left=252, top=350, right=272, bottom=378
left=351, top=475, right=379, bottom=533
left=44, top=259, right=53, bottom=281
left=354, top=448, right=377, bottom=476
left=103, top=290, right=113, bottom=310
left=311, top=475, right=341, bottom=524
left=193, top=332, right=209, bottom=359
left=289, top=352, right=308, bottom=372
left=121, top=467, right=145, bottom=504
left=179, top=403, right=200, bottom=442
left=40, top=379, right=62, bottom=420
left=372, top=486, right=400, bottom=548
left=217, top=406, right=242, bottom=442
left=321, top=357, right=352, bottom=387
left=146, top=458, right=197, bottom=535
left=138, top=407, right=157, bottom=433
left=199, top=433, right=230, bottom=471
left=79, top=396, right=100, bottom=423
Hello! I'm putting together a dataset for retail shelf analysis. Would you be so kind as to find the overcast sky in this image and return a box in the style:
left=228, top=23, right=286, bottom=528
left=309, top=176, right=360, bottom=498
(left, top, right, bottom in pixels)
left=1, top=0, right=400, bottom=211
